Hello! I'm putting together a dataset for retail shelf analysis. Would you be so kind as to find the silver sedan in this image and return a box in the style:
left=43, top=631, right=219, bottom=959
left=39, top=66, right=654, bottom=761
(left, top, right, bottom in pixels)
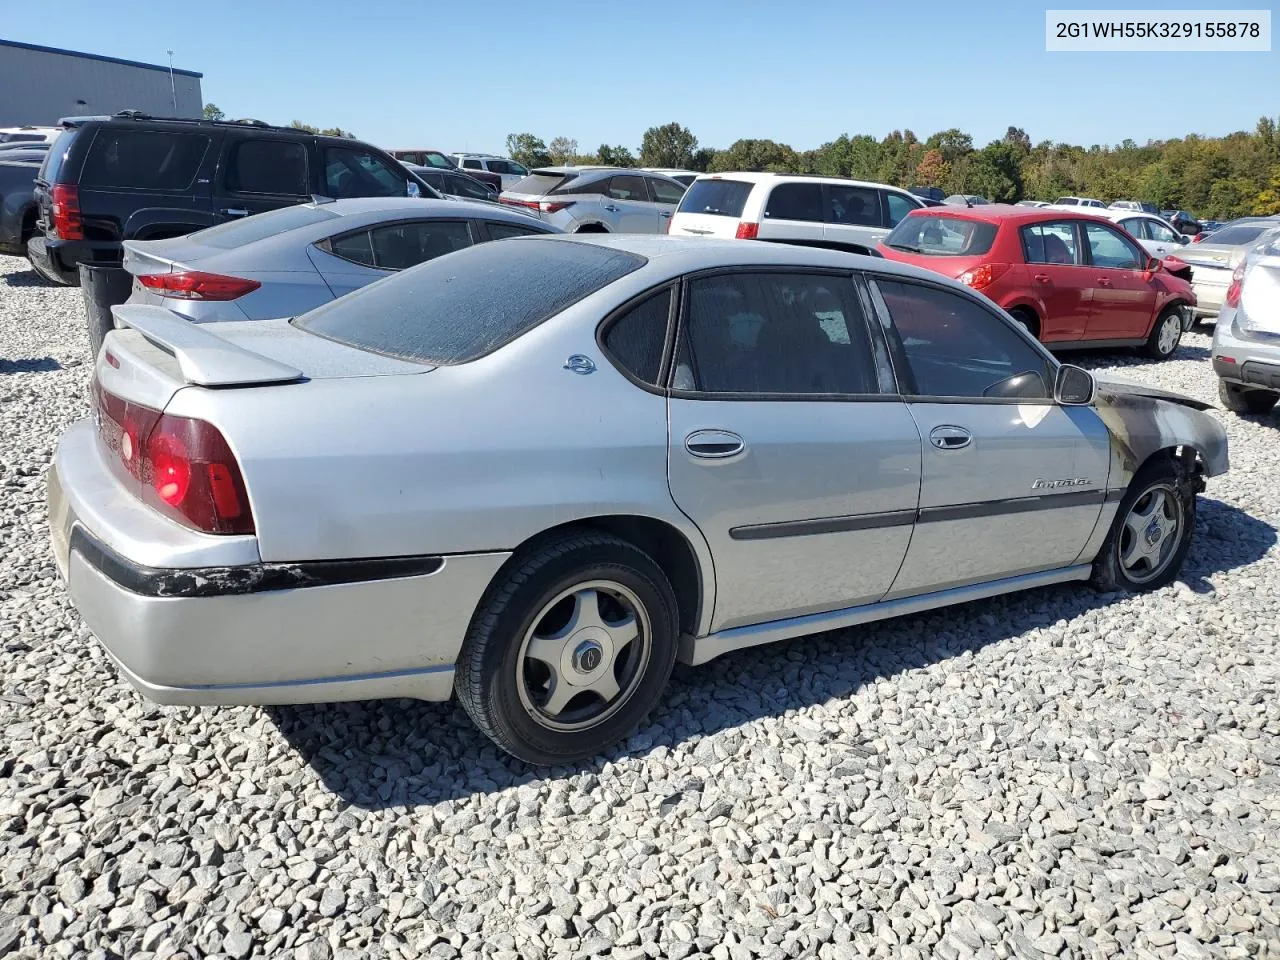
left=49, top=236, right=1228, bottom=763
left=119, top=197, right=555, bottom=323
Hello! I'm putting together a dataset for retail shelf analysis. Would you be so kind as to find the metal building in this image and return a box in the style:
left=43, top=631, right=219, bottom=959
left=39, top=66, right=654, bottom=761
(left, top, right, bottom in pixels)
left=0, top=39, right=203, bottom=127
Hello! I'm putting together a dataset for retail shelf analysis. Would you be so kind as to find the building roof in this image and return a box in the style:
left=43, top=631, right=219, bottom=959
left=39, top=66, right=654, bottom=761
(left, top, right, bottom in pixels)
left=0, top=39, right=202, bottom=78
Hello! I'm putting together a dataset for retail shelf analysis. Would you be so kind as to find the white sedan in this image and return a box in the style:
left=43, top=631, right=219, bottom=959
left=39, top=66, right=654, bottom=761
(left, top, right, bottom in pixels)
left=1096, top=210, right=1190, bottom=260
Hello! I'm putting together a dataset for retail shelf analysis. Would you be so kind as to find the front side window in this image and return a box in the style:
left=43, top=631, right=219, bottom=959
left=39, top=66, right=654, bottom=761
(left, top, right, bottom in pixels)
left=607, top=175, right=649, bottom=201
left=1084, top=222, right=1144, bottom=270
left=875, top=279, right=1052, bottom=400
left=603, top=289, right=671, bottom=385
left=324, top=146, right=411, bottom=198
left=648, top=177, right=685, bottom=205
left=764, top=183, right=823, bottom=223
left=827, top=184, right=879, bottom=227
left=674, top=273, right=878, bottom=396
left=83, top=130, right=210, bottom=191
left=1021, top=222, right=1081, bottom=265
left=449, top=174, right=492, bottom=200
left=884, top=191, right=918, bottom=227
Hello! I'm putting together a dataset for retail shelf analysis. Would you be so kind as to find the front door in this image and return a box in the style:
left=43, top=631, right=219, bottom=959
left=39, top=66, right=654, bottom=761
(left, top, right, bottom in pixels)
left=210, top=136, right=313, bottom=223
left=1081, top=221, right=1159, bottom=341
left=868, top=276, right=1111, bottom=597
left=665, top=270, right=922, bottom=633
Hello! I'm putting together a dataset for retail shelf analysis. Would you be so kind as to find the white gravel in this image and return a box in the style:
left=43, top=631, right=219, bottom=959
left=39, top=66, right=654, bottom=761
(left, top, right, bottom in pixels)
left=1, top=251, right=1278, bottom=960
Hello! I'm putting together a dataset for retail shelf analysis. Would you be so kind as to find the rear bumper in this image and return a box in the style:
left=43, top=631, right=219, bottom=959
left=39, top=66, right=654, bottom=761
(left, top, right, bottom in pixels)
left=1211, top=311, right=1280, bottom=391
left=28, top=235, right=122, bottom=283
left=48, top=420, right=510, bottom=705
left=1189, top=274, right=1228, bottom=317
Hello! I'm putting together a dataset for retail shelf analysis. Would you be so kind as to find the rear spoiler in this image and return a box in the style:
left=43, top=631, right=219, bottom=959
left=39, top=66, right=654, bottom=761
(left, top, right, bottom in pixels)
left=110, top=305, right=304, bottom=387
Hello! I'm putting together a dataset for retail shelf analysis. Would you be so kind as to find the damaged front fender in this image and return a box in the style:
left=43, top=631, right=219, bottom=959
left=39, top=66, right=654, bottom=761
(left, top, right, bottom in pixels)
left=1093, top=377, right=1229, bottom=488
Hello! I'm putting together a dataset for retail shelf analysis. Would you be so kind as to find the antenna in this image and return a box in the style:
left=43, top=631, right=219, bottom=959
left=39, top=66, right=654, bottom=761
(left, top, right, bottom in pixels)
left=167, top=50, right=177, bottom=112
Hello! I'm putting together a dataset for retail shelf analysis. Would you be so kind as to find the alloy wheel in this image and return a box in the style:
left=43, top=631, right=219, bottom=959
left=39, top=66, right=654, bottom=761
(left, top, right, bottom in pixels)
left=1118, top=482, right=1183, bottom=584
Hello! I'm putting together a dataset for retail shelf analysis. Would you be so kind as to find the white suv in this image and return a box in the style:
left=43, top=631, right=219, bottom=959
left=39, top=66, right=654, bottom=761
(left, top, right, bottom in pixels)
left=453, top=154, right=530, bottom=190
left=668, top=173, right=923, bottom=254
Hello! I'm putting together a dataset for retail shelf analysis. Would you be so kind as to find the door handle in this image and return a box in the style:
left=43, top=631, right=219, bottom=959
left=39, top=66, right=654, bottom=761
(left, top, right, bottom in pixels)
left=660, top=211, right=672, bottom=218
left=603, top=204, right=620, bottom=213
left=1097, top=277, right=1112, bottom=286
left=928, top=425, right=972, bottom=451
left=685, top=429, right=746, bottom=459
left=221, top=208, right=249, bottom=217
left=1033, top=273, right=1051, bottom=284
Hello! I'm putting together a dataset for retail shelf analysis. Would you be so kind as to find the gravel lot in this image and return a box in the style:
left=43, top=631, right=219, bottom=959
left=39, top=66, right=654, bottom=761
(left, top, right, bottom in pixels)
left=1, top=250, right=1278, bottom=960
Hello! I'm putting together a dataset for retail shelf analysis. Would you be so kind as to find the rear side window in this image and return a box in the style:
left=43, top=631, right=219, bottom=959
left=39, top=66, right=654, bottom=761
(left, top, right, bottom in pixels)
left=296, top=239, right=646, bottom=364
left=82, top=130, right=209, bottom=190
left=607, top=176, right=649, bottom=201
left=194, top=203, right=340, bottom=249
left=648, top=178, right=685, bottom=205
left=677, top=179, right=752, bottom=217
left=765, top=183, right=823, bottom=222
left=461, top=158, right=482, bottom=169
left=325, top=220, right=473, bottom=270
left=226, top=139, right=308, bottom=195
left=885, top=216, right=998, bottom=257
left=602, top=289, right=671, bottom=385
left=826, top=184, right=879, bottom=227
left=1022, top=222, right=1081, bottom=264
left=485, top=221, right=548, bottom=239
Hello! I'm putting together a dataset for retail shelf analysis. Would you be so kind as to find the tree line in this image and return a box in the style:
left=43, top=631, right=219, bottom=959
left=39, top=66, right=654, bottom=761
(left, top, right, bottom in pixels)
left=504, top=119, right=1280, bottom=219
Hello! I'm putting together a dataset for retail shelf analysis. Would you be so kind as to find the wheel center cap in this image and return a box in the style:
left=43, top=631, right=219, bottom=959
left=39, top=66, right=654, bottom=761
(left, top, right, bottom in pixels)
left=574, top=641, right=603, bottom=673
left=1145, top=520, right=1162, bottom=545
left=564, top=626, right=612, bottom=682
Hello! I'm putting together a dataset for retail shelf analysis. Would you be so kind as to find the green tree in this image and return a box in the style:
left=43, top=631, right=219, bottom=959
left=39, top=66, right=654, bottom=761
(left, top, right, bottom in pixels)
left=506, top=133, right=551, bottom=168
left=915, top=149, right=948, bottom=187
left=639, top=122, right=698, bottom=168
left=203, top=103, right=225, bottom=121
left=289, top=121, right=355, bottom=138
left=968, top=140, right=1024, bottom=202
left=708, top=139, right=798, bottom=173
left=690, top=147, right=718, bottom=172
left=548, top=136, right=579, bottom=165
left=596, top=144, right=636, bottom=167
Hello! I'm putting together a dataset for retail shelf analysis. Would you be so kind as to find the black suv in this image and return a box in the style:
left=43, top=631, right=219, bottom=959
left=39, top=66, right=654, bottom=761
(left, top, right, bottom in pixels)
left=29, top=112, right=435, bottom=285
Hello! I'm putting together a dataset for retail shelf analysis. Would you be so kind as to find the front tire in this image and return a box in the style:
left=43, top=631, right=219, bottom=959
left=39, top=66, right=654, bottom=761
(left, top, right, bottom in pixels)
left=1091, top=457, right=1196, bottom=592
left=455, top=531, right=678, bottom=765
left=1218, top=380, right=1279, bottom=416
left=1143, top=307, right=1183, bottom=359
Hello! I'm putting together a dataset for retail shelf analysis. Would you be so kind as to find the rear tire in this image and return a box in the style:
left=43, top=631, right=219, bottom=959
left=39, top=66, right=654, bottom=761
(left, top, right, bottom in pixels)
left=1142, top=307, right=1182, bottom=359
left=455, top=531, right=678, bottom=765
left=1091, top=456, right=1196, bottom=593
left=1218, top=380, right=1279, bottom=415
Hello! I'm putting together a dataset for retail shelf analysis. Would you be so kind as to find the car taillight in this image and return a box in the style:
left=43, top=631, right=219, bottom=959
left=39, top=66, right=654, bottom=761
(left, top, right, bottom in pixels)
left=957, top=262, right=1011, bottom=290
left=137, top=271, right=261, bottom=301
left=499, top=197, right=540, bottom=210
left=93, top=379, right=254, bottom=535
left=50, top=184, right=83, bottom=240
left=1192, top=233, right=1205, bottom=243
left=539, top=200, right=574, bottom=214
left=1225, top=260, right=1247, bottom=308
left=735, top=222, right=759, bottom=240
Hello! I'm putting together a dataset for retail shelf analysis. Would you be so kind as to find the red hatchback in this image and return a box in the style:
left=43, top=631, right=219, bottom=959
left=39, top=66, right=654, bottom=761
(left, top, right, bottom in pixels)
left=877, top=206, right=1196, bottom=359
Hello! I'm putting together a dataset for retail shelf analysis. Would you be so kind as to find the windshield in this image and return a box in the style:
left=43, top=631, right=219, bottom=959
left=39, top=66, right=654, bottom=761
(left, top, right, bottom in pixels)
left=295, top=239, right=645, bottom=364
left=676, top=179, right=752, bottom=217
left=884, top=215, right=999, bottom=256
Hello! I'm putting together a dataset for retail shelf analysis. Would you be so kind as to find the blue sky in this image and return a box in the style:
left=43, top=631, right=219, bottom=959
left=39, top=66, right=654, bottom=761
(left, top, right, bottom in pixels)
left=5, top=0, right=1277, bottom=154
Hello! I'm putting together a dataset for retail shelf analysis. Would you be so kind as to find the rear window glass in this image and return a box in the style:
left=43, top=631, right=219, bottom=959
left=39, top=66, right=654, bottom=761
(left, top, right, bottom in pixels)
left=508, top=173, right=572, bottom=195
left=192, top=204, right=340, bottom=249
left=1202, top=225, right=1269, bottom=246
left=677, top=179, right=752, bottom=218
left=81, top=130, right=209, bottom=190
left=38, top=129, right=78, bottom=183
left=884, top=215, right=998, bottom=257
left=295, top=239, right=646, bottom=364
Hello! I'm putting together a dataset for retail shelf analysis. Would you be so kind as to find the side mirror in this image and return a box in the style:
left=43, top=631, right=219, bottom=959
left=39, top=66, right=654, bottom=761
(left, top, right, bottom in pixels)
left=1146, top=256, right=1161, bottom=272
left=1177, top=235, right=1190, bottom=245
left=1055, top=364, right=1095, bottom=405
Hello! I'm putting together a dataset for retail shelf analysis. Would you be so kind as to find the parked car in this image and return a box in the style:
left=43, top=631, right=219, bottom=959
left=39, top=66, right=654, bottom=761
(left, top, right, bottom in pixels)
left=1095, top=210, right=1190, bottom=259
left=390, top=148, right=455, bottom=169
left=1199, top=220, right=1223, bottom=235
left=0, top=125, right=60, bottom=146
left=1053, top=197, right=1107, bottom=209
left=909, top=186, right=946, bottom=203
left=28, top=112, right=436, bottom=286
left=1109, top=200, right=1160, bottom=214
left=878, top=206, right=1196, bottom=358
left=1176, top=219, right=1280, bottom=321
left=405, top=165, right=497, bottom=202
left=453, top=154, right=532, bottom=191
left=944, top=194, right=989, bottom=206
left=117, top=196, right=555, bottom=324
left=1212, top=237, right=1280, bottom=414
left=641, top=168, right=698, bottom=187
left=500, top=167, right=687, bottom=234
left=48, top=234, right=1229, bottom=762
left=0, top=150, right=46, bottom=256
left=1165, top=211, right=1203, bottom=236
left=669, top=173, right=922, bottom=254
left=1016, top=200, right=1051, bottom=208
left=0, top=141, right=49, bottom=155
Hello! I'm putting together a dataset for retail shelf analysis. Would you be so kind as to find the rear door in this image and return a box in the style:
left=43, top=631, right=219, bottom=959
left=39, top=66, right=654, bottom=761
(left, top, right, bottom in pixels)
left=1142, top=217, right=1183, bottom=258
left=868, top=277, right=1110, bottom=597
left=309, top=219, right=474, bottom=296
left=602, top=175, right=660, bottom=233
left=665, top=269, right=922, bottom=632
left=211, top=136, right=311, bottom=222
left=645, top=175, right=685, bottom=231
left=1081, top=221, right=1159, bottom=341
left=757, top=181, right=824, bottom=245
left=823, top=183, right=882, bottom=250
left=1019, top=220, right=1091, bottom=341
left=669, top=177, right=754, bottom=238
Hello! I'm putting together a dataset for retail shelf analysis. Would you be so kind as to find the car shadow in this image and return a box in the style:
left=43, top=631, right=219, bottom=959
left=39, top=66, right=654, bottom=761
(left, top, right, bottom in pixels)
left=0, top=268, right=56, bottom=288
left=0, top=356, right=62, bottom=374
left=1063, top=342, right=1211, bottom=366
left=268, top=496, right=1275, bottom=809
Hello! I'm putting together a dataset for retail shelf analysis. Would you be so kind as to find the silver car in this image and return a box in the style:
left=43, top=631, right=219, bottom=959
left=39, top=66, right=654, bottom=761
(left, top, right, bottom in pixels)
left=1178, top=218, right=1280, bottom=321
left=119, top=197, right=555, bottom=323
left=49, top=236, right=1228, bottom=764
left=499, top=167, right=687, bottom=234
left=1212, top=235, right=1280, bottom=415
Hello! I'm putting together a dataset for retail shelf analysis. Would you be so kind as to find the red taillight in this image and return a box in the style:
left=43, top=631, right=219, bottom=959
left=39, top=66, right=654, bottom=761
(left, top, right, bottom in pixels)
left=499, top=197, right=540, bottom=210
left=735, top=222, right=759, bottom=240
left=93, top=379, right=254, bottom=535
left=138, top=271, right=261, bottom=301
left=539, top=200, right=574, bottom=214
left=50, top=184, right=83, bottom=240
left=1192, top=233, right=1205, bottom=243
left=957, top=262, right=1011, bottom=291
left=1225, top=261, right=1247, bottom=308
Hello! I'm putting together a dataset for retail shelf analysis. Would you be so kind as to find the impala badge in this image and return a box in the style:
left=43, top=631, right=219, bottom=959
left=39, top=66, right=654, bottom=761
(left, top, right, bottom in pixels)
left=1033, top=478, right=1091, bottom=490
left=563, top=355, right=596, bottom=375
